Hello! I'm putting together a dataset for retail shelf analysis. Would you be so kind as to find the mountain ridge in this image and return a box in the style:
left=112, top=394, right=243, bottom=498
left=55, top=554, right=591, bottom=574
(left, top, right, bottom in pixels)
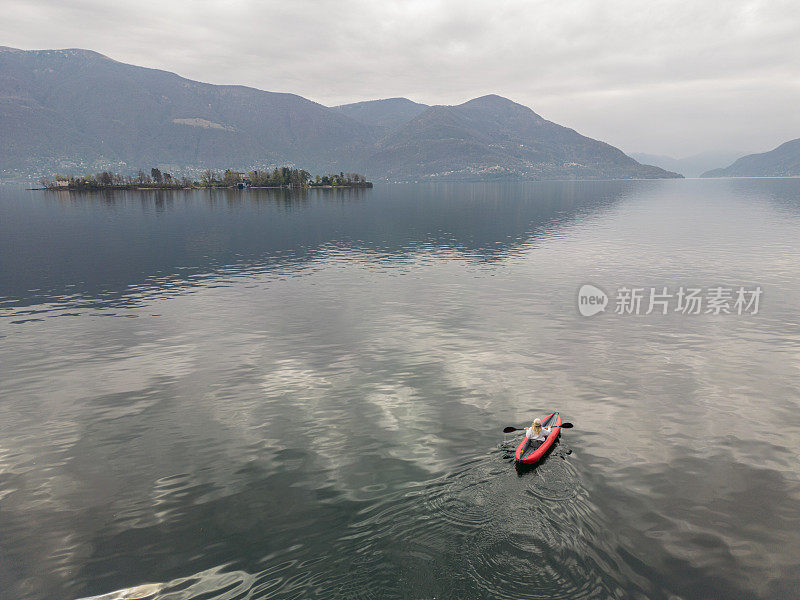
left=0, top=46, right=377, bottom=178
left=701, top=139, right=800, bottom=178
left=365, top=94, right=675, bottom=180
left=1, top=46, right=681, bottom=182
left=332, top=97, right=429, bottom=131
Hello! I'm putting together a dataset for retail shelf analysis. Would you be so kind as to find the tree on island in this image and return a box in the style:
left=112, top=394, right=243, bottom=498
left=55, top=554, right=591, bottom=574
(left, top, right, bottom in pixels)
left=41, top=167, right=371, bottom=190
left=223, top=170, right=242, bottom=186
left=201, top=169, right=218, bottom=185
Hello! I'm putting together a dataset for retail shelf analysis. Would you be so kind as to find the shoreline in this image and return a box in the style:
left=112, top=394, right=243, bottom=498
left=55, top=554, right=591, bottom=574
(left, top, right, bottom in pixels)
left=29, top=183, right=374, bottom=191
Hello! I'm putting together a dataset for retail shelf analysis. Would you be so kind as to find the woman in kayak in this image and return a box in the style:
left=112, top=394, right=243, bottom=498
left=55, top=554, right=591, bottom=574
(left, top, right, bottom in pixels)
left=525, top=418, right=551, bottom=445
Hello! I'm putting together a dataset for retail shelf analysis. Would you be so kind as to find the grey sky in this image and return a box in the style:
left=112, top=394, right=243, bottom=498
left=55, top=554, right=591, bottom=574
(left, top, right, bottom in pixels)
left=3, top=0, right=799, bottom=157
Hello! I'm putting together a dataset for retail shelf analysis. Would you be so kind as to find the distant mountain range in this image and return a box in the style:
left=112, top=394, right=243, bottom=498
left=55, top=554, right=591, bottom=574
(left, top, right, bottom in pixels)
left=629, top=151, right=746, bottom=178
left=0, top=46, right=681, bottom=182
left=700, top=139, right=800, bottom=178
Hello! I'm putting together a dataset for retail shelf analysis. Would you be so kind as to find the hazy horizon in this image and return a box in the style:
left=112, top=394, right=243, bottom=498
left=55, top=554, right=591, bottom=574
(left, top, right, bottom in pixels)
left=3, top=0, right=799, bottom=159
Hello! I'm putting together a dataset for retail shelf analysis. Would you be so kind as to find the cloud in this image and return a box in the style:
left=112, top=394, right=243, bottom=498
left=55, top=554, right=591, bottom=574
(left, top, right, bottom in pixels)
left=2, top=0, right=799, bottom=156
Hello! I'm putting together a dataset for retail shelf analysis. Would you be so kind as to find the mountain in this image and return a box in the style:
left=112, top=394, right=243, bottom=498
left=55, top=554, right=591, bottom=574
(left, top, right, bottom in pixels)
left=0, top=47, right=680, bottom=182
left=363, top=95, right=680, bottom=180
left=0, top=46, right=375, bottom=178
left=701, top=139, right=800, bottom=178
left=630, top=151, right=746, bottom=178
left=332, top=98, right=428, bottom=131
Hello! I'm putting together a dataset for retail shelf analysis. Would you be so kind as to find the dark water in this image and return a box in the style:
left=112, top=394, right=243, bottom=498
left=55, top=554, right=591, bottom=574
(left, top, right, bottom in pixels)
left=1, top=180, right=799, bottom=600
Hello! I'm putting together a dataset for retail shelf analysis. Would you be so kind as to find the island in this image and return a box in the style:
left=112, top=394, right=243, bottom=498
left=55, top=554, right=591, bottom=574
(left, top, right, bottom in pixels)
left=37, top=167, right=373, bottom=191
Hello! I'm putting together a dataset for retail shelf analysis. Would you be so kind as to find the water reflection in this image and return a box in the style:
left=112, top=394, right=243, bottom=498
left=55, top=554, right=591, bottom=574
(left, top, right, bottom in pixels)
left=0, top=181, right=630, bottom=312
left=1, top=180, right=800, bottom=599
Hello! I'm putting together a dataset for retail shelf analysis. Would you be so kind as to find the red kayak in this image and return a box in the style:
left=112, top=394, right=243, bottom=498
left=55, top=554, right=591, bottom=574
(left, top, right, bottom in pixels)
left=514, top=412, right=562, bottom=464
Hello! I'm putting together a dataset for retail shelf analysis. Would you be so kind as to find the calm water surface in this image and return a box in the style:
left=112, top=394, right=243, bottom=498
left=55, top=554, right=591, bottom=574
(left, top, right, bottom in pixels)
left=1, top=180, right=799, bottom=600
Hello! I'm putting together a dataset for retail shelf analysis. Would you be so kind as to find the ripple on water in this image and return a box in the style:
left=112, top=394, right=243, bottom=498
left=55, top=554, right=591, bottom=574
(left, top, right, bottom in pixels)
left=465, top=535, right=606, bottom=600
left=524, top=454, right=580, bottom=502
left=77, top=448, right=600, bottom=600
left=322, top=551, right=403, bottom=600
left=424, top=474, right=495, bottom=530
left=435, top=450, right=614, bottom=599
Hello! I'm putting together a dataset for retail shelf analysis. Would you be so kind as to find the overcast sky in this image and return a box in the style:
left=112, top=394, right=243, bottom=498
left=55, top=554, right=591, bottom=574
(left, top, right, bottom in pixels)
left=3, top=0, right=799, bottom=157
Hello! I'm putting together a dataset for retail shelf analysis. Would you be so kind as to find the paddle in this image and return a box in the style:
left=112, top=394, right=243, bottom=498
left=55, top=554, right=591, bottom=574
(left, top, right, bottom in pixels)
left=503, top=423, right=573, bottom=433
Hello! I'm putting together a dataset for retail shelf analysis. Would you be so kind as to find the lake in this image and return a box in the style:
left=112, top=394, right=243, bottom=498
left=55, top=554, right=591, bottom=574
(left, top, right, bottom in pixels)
left=1, top=180, right=799, bottom=600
